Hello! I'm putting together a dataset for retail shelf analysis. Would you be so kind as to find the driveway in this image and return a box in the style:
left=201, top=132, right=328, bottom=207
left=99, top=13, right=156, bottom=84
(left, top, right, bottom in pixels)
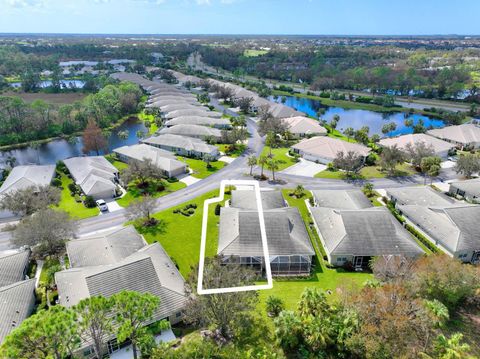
left=280, top=159, right=326, bottom=178
left=441, top=160, right=456, bottom=169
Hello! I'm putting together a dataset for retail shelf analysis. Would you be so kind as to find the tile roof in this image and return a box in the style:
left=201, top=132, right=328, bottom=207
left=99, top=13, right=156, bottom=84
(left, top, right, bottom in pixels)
left=427, top=124, right=480, bottom=145
left=283, top=116, right=327, bottom=135
left=291, top=136, right=370, bottom=159
left=379, top=133, right=454, bottom=154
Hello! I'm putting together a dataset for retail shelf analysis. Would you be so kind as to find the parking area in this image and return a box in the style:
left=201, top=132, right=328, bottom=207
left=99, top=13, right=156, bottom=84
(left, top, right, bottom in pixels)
left=280, top=158, right=327, bottom=177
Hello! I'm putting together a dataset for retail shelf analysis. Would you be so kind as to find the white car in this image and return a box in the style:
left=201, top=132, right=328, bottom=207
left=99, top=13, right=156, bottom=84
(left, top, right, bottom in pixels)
left=96, top=199, right=108, bottom=212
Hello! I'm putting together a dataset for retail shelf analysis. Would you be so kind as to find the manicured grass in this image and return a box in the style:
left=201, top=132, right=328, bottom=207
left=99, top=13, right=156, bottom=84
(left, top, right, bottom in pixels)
left=116, top=180, right=186, bottom=207
left=258, top=190, right=371, bottom=310
left=104, top=154, right=129, bottom=171
left=137, top=190, right=229, bottom=278
left=138, top=111, right=158, bottom=135
left=315, top=163, right=416, bottom=179
left=215, top=144, right=246, bottom=157
left=244, top=49, right=268, bottom=57
left=178, top=157, right=226, bottom=179
left=54, top=174, right=99, bottom=219
left=260, top=146, right=297, bottom=171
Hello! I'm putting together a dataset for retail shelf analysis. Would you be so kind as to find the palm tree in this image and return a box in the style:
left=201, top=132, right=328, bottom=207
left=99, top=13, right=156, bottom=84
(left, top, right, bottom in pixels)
left=117, top=130, right=129, bottom=140
left=266, top=157, right=280, bottom=181
left=247, top=155, right=257, bottom=176
left=258, top=155, right=268, bottom=177
left=5, top=155, right=16, bottom=169
left=265, top=132, right=277, bottom=156
left=203, top=154, right=216, bottom=169
left=344, top=127, right=355, bottom=142
left=136, top=130, right=146, bottom=139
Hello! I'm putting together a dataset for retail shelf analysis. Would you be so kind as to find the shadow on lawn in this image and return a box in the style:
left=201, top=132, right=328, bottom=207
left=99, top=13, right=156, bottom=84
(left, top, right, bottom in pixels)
left=136, top=219, right=169, bottom=236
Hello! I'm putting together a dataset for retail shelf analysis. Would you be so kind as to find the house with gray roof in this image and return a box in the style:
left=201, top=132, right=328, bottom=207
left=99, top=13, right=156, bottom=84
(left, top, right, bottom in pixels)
left=282, top=116, right=327, bottom=138
left=56, top=242, right=186, bottom=323
left=379, top=133, right=455, bottom=158
left=0, top=279, right=36, bottom=344
left=269, top=103, right=304, bottom=119
left=165, top=109, right=222, bottom=119
left=449, top=178, right=480, bottom=203
left=66, top=226, right=146, bottom=268
left=397, top=205, right=480, bottom=263
left=0, top=165, right=56, bottom=219
left=311, top=189, right=372, bottom=209
left=386, top=186, right=457, bottom=207
left=230, top=189, right=286, bottom=210
left=147, top=98, right=198, bottom=109
left=310, top=206, right=424, bottom=268
left=218, top=207, right=315, bottom=276
left=165, top=116, right=231, bottom=129
left=114, top=144, right=187, bottom=178
left=142, top=134, right=219, bottom=159
left=0, top=250, right=30, bottom=287
left=159, top=124, right=222, bottom=141
left=64, top=156, right=119, bottom=200
left=427, top=124, right=480, bottom=149
left=291, top=136, right=370, bottom=164
left=160, top=103, right=202, bottom=113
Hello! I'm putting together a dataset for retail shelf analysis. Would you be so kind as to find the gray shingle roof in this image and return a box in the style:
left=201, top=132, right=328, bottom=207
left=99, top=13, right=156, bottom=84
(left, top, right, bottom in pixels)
left=0, top=279, right=36, bottom=344
left=218, top=207, right=314, bottom=257
left=427, top=124, right=480, bottom=145
left=230, top=190, right=286, bottom=210
left=165, top=109, right=222, bottom=119
left=311, top=207, right=424, bottom=257
left=67, top=226, right=145, bottom=268
left=379, top=133, right=455, bottom=155
left=56, top=243, right=186, bottom=320
left=113, top=144, right=186, bottom=174
left=160, top=104, right=202, bottom=113
left=311, top=189, right=372, bottom=209
left=398, top=205, right=480, bottom=253
left=165, top=116, right=230, bottom=128
left=0, top=250, right=30, bottom=287
left=282, top=116, right=327, bottom=135
left=387, top=186, right=457, bottom=207
left=142, top=134, right=219, bottom=156
left=0, top=165, right=55, bottom=195
left=159, top=124, right=222, bottom=139
left=291, top=136, right=370, bottom=160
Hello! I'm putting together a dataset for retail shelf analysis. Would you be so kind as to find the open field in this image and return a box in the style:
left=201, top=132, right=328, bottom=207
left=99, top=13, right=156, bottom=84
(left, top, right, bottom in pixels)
left=2, top=91, right=87, bottom=104
left=244, top=49, right=269, bottom=57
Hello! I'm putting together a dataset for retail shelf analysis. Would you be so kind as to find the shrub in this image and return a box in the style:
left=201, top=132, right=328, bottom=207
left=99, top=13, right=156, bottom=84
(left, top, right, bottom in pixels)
left=215, top=204, right=222, bottom=216
left=74, top=194, right=82, bottom=203
left=405, top=224, right=439, bottom=253
left=51, top=178, right=62, bottom=187
left=167, top=177, right=179, bottom=183
left=365, top=153, right=377, bottom=166
left=84, top=196, right=96, bottom=208
left=68, top=183, right=77, bottom=194
left=265, top=296, right=285, bottom=317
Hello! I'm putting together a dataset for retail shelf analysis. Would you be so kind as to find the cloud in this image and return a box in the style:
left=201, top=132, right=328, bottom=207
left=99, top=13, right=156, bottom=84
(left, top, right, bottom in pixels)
left=3, top=0, right=45, bottom=8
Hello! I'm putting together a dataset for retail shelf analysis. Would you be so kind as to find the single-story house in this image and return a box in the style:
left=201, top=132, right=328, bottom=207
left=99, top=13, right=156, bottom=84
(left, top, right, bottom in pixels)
left=147, top=98, right=198, bottom=109
left=160, top=103, right=202, bottom=114
left=218, top=207, right=315, bottom=276
left=397, top=204, right=480, bottom=263
left=427, top=124, right=480, bottom=149
left=378, top=133, right=455, bottom=159
left=449, top=178, right=480, bottom=203
left=310, top=206, right=424, bottom=268
left=64, top=156, right=119, bottom=200
left=0, top=249, right=35, bottom=344
left=291, top=136, right=370, bottom=164
left=311, top=189, right=372, bottom=209
left=114, top=144, right=187, bottom=178
left=142, top=134, right=220, bottom=159
left=66, top=226, right=146, bottom=268
left=56, top=242, right=186, bottom=356
left=0, top=279, right=36, bottom=344
left=158, top=124, right=222, bottom=141
left=0, top=164, right=56, bottom=219
left=164, top=116, right=231, bottom=129
left=250, top=96, right=272, bottom=113
left=386, top=186, right=457, bottom=207
left=282, top=116, right=327, bottom=138
left=230, top=189, right=286, bottom=210
left=165, top=109, right=222, bottom=120
left=269, top=103, right=304, bottom=119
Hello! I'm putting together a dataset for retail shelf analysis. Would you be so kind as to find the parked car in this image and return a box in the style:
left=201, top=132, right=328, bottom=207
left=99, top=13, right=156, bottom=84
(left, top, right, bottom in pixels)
left=96, top=199, right=108, bottom=212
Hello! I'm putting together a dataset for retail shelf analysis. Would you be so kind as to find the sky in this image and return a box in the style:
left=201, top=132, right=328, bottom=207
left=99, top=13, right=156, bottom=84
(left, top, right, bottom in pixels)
left=0, top=0, right=479, bottom=35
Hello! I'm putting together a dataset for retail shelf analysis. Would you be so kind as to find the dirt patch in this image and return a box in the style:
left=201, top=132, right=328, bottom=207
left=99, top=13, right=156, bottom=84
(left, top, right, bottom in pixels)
left=2, top=91, right=87, bottom=104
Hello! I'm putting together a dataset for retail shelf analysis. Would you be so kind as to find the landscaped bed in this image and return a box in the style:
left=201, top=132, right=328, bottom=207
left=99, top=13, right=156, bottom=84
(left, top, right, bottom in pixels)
left=54, top=173, right=99, bottom=219
left=116, top=179, right=186, bottom=207
left=315, top=162, right=416, bottom=179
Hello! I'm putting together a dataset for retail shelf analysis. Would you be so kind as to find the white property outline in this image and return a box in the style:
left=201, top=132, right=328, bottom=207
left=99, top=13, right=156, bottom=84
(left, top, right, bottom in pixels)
left=197, top=180, right=273, bottom=295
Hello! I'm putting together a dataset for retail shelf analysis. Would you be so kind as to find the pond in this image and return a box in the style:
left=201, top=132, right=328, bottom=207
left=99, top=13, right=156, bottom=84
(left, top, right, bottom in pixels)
left=269, top=95, right=446, bottom=137
left=10, top=79, right=86, bottom=89
left=0, top=117, right=147, bottom=167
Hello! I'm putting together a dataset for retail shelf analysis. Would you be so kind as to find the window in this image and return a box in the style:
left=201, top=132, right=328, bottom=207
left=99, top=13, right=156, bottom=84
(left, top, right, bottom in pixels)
left=176, top=312, right=182, bottom=318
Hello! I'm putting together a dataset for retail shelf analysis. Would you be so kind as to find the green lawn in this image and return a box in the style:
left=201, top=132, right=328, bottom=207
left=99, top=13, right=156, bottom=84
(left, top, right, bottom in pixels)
left=138, top=111, right=158, bottom=135
left=54, top=174, right=99, bottom=219
left=117, top=180, right=186, bottom=207
left=178, top=157, right=226, bottom=179
left=260, top=146, right=297, bottom=171
left=137, top=189, right=229, bottom=278
left=215, top=144, right=246, bottom=157
left=39, top=257, right=60, bottom=286
left=244, top=49, right=268, bottom=57
left=315, top=163, right=416, bottom=179
left=258, top=189, right=371, bottom=310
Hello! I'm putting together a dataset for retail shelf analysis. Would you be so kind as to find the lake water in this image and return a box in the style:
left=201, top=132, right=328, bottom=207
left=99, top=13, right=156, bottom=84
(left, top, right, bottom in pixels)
left=269, top=95, right=446, bottom=137
left=10, top=80, right=86, bottom=89
left=0, top=117, right=147, bottom=167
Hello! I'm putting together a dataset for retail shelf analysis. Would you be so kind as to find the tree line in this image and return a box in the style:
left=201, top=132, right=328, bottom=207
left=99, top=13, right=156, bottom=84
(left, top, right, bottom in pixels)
left=0, top=80, right=143, bottom=146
